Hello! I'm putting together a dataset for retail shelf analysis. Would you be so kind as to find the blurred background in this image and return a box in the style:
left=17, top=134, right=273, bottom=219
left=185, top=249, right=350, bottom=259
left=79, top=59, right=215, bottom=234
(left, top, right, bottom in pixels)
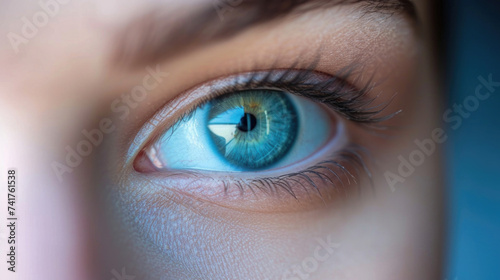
left=445, top=0, right=500, bottom=279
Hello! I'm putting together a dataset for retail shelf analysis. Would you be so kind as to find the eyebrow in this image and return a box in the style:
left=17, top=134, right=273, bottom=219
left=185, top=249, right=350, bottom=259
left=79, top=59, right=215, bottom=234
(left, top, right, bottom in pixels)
left=113, top=0, right=417, bottom=67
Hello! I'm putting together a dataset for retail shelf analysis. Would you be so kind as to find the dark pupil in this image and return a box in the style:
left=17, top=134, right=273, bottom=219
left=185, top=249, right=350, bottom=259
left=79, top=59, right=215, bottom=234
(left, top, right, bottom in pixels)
left=237, top=113, right=257, bottom=132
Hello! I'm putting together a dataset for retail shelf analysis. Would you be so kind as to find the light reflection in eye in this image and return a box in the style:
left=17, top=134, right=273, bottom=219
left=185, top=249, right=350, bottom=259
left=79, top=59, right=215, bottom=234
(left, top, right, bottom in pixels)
left=143, top=89, right=343, bottom=172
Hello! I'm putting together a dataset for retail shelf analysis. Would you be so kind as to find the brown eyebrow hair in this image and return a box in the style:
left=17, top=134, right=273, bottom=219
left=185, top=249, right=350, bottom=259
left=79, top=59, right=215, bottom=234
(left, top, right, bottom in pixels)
left=113, top=0, right=417, bottom=67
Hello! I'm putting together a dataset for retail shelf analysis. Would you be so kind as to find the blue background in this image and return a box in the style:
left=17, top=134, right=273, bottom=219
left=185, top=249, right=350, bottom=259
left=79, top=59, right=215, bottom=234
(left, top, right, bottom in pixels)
left=445, top=0, right=500, bottom=279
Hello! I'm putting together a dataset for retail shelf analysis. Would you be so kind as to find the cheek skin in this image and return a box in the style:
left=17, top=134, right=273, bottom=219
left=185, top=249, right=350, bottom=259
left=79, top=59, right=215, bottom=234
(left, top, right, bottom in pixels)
left=106, top=177, right=349, bottom=279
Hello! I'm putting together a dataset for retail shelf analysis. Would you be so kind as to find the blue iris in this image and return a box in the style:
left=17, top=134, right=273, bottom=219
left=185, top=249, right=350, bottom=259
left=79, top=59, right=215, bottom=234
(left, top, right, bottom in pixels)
left=207, top=90, right=298, bottom=169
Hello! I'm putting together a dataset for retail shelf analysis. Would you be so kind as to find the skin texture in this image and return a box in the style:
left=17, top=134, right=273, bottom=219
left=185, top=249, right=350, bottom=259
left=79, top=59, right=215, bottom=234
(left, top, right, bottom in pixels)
left=0, top=0, right=443, bottom=279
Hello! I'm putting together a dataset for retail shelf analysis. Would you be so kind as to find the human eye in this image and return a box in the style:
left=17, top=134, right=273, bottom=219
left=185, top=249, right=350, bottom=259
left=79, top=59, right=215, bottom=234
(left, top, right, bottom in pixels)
left=130, top=67, right=391, bottom=210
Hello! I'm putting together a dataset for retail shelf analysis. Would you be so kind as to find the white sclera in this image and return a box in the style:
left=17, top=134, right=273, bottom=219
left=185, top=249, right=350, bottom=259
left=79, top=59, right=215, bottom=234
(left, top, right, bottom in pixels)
left=149, top=94, right=344, bottom=172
